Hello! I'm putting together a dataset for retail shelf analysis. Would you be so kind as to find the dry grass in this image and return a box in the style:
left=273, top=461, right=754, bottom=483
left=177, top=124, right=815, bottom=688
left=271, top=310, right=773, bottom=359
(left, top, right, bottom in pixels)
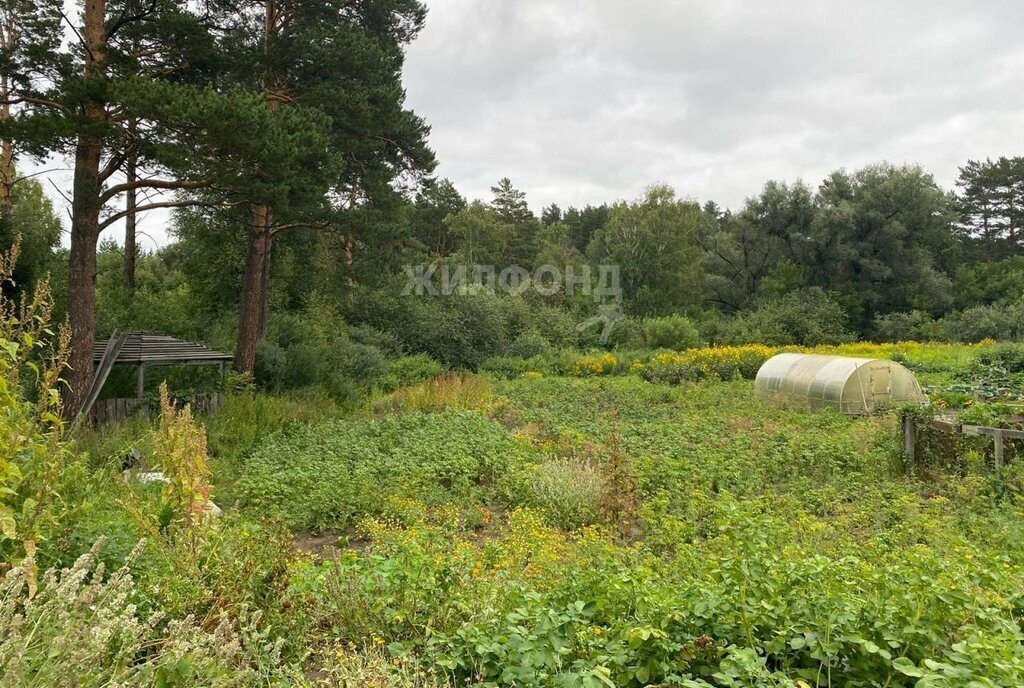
left=375, top=374, right=498, bottom=414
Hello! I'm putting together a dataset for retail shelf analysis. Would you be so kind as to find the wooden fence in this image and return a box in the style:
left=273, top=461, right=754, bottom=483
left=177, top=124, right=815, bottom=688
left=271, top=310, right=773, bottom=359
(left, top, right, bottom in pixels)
left=902, top=415, right=1024, bottom=473
left=92, top=393, right=224, bottom=426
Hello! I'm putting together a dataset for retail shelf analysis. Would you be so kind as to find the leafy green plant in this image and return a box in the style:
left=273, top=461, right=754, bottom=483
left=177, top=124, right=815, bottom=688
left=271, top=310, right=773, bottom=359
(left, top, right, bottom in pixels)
left=0, top=539, right=302, bottom=687
left=643, top=315, right=703, bottom=350
left=238, top=409, right=531, bottom=531
left=152, top=382, right=213, bottom=534
left=380, top=353, right=446, bottom=392
left=0, top=244, right=72, bottom=569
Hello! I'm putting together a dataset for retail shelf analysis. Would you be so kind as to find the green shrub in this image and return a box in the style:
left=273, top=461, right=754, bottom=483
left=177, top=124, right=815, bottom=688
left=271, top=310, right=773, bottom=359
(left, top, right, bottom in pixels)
left=605, top=315, right=646, bottom=350
left=507, top=331, right=552, bottom=359
left=872, top=310, right=936, bottom=342
left=509, top=457, right=606, bottom=529
left=722, top=287, right=851, bottom=346
left=347, top=324, right=403, bottom=356
left=380, top=354, right=446, bottom=391
left=642, top=315, right=702, bottom=350
left=940, top=298, right=1024, bottom=342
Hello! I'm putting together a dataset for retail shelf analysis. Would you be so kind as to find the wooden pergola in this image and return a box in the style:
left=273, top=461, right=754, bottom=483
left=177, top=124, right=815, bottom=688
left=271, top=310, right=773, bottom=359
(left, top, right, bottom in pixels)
left=75, top=331, right=233, bottom=427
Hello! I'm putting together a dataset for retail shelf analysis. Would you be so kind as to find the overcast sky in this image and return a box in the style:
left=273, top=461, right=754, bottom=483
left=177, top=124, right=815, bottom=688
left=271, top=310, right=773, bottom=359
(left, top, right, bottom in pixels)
left=404, top=0, right=1024, bottom=210
left=47, top=0, right=1024, bottom=248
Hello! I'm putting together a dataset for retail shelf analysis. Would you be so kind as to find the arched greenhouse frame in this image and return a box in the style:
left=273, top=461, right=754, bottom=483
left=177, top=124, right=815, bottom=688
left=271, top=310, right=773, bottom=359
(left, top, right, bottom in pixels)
left=755, top=353, right=926, bottom=415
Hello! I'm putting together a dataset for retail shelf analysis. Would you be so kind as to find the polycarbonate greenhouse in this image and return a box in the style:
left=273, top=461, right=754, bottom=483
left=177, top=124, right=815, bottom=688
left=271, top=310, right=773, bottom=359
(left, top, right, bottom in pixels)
left=755, top=354, right=926, bottom=415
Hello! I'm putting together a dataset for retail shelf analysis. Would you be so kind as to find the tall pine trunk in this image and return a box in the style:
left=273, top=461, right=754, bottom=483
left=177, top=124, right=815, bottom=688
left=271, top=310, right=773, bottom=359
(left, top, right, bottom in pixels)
left=234, top=204, right=269, bottom=373
left=0, top=84, right=12, bottom=214
left=234, top=0, right=280, bottom=374
left=63, top=0, right=106, bottom=418
left=123, top=152, right=137, bottom=290
left=258, top=219, right=272, bottom=337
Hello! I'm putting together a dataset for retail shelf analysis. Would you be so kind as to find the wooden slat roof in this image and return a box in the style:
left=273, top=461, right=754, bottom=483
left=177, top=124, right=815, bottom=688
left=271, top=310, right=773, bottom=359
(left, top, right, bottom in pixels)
left=93, top=332, right=232, bottom=365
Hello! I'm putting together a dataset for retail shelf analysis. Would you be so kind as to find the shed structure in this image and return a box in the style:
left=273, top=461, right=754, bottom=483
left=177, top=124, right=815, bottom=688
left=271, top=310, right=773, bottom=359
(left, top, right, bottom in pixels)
left=78, top=331, right=233, bottom=426
left=755, top=353, right=926, bottom=415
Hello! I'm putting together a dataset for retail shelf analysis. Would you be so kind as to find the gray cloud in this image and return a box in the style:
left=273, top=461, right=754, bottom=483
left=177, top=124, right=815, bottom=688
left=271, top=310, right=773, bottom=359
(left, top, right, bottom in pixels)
left=404, top=0, right=1024, bottom=211
left=44, top=0, right=1024, bottom=246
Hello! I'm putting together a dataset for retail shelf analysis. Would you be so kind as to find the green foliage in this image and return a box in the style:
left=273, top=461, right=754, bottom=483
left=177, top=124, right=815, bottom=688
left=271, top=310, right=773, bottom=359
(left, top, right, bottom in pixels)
left=939, top=297, right=1024, bottom=342
left=588, top=185, right=704, bottom=316
left=480, top=355, right=543, bottom=379
left=0, top=249, right=71, bottom=565
left=237, top=410, right=532, bottom=531
left=0, top=179, right=62, bottom=302
left=380, top=353, right=446, bottom=391
left=0, top=540, right=302, bottom=687
left=721, top=288, right=851, bottom=346
left=871, top=310, right=939, bottom=342
left=253, top=303, right=393, bottom=400
left=444, top=201, right=514, bottom=265
left=502, top=457, right=607, bottom=529
left=152, top=383, right=212, bottom=533
left=643, top=315, right=703, bottom=350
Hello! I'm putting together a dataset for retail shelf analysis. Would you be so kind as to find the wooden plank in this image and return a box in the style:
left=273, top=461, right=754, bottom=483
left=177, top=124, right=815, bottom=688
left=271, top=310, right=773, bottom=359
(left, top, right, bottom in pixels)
left=71, top=331, right=128, bottom=433
left=929, top=419, right=960, bottom=433
left=962, top=425, right=1024, bottom=440
left=136, top=364, right=145, bottom=400
left=994, top=429, right=1005, bottom=470
left=902, top=414, right=915, bottom=474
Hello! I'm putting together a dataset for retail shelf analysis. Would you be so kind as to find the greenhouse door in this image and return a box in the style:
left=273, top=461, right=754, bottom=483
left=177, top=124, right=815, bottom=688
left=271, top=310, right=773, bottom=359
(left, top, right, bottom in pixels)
left=868, top=364, right=892, bottom=401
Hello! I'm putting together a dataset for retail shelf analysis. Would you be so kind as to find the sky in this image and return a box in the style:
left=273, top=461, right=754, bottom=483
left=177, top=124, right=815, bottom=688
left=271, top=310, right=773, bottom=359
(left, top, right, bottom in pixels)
left=45, top=0, right=1024, bottom=248
left=403, top=0, right=1024, bottom=209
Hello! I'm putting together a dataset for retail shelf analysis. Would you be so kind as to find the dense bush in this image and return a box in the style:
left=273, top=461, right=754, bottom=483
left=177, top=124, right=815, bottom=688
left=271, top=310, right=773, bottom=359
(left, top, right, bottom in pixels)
left=254, top=304, right=392, bottom=399
left=642, top=314, right=702, bottom=350
left=380, top=353, right=446, bottom=391
left=872, top=310, right=939, bottom=342
left=939, top=297, right=1024, bottom=343
left=604, top=315, right=646, bottom=349
left=719, top=288, right=851, bottom=346
left=507, top=331, right=553, bottom=359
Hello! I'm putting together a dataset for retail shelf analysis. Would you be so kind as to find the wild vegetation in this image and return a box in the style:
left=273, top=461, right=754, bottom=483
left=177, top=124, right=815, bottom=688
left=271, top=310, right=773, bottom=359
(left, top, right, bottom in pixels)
left=4, top=235, right=1024, bottom=684
left=0, top=1, right=1023, bottom=686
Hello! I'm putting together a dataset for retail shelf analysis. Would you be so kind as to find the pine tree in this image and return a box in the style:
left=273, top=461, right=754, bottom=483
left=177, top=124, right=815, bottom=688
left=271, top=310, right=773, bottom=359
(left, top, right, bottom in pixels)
left=490, top=177, right=538, bottom=266
left=956, top=157, right=1024, bottom=259
left=541, top=203, right=562, bottom=225
left=208, top=0, right=434, bottom=374
left=2, top=0, right=321, bottom=417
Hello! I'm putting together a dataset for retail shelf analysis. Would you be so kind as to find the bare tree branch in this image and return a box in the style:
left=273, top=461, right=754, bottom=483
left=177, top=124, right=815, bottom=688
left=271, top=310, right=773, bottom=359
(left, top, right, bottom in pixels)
left=98, top=198, right=222, bottom=230
left=99, top=177, right=213, bottom=204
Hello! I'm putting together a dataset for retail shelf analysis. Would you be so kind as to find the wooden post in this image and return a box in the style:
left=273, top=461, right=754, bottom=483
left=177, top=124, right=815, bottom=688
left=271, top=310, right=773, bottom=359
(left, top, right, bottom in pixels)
left=994, top=429, right=1005, bottom=471
left=902, top=414, right=915, bottom=475
left=136, top=363, right=145, bottom=401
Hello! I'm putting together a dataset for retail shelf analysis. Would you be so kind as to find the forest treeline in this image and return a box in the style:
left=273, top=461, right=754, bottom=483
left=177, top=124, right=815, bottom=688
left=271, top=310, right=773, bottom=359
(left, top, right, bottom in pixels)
left=0, top=2, right=1022, bottom=408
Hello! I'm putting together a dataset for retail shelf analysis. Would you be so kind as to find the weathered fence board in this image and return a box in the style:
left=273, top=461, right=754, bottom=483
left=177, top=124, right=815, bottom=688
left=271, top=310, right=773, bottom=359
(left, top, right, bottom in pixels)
left=92, top=393, right=224, bottom=426
left=903, top=415, right=1024, bottom=472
